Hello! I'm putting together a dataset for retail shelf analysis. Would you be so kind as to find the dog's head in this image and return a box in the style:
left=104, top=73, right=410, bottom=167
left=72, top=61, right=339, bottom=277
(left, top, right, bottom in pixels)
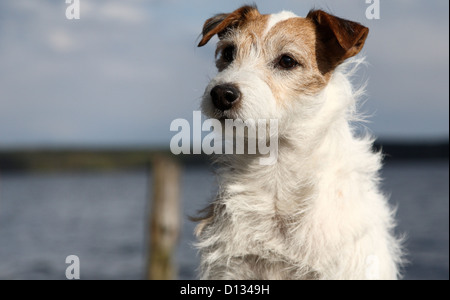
left=199, top=5, right=368, bottom=124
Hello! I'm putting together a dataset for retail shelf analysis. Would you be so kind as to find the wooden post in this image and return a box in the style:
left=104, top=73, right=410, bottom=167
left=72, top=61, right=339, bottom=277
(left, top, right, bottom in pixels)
left=147, top=154, right=181, bottom=280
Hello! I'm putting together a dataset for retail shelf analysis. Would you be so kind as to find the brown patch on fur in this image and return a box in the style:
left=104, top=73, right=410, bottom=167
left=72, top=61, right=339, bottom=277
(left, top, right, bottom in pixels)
left=307, top=10, right=369, bottom=75
left=198, top=5, right=262, bottom=47
left=261, top=17, right=328, bottom=103
left=213, top=15, right=271, bottom=74
left=239, top=13, right=271, bottom=43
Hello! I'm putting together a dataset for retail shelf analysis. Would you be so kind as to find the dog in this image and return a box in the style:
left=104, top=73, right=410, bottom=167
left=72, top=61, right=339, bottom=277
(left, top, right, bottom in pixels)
left=195, top=5, right=402, bottom=280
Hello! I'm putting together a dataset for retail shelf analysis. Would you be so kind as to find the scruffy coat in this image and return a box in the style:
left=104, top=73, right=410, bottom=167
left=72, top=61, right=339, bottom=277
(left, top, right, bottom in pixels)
left=195, top=6, right=403, bottom=280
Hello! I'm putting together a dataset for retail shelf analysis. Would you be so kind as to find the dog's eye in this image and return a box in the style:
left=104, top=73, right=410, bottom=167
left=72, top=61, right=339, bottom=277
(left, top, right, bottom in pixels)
left=222, top=46, right=235, bottom=63
left=277, top=55, right=299, bottom=70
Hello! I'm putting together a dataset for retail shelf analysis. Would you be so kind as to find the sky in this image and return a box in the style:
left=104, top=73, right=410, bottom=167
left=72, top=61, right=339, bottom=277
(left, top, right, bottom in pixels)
left=0, top=0, right=448, bottom=148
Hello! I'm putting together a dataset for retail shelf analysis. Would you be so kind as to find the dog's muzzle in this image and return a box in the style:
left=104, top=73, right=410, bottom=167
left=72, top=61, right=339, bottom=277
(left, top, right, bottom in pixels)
left=210, top=83, right=241, bottom=111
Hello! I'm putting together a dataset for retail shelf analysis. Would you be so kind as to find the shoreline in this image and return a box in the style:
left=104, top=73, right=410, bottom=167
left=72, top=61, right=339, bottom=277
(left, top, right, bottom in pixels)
left=0, top=141, right=448, bottom=172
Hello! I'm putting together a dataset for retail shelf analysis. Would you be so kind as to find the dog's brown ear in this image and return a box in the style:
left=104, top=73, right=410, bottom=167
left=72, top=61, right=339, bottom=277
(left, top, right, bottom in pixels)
left=198, top=5, right=259, bottom=47
left=307, top=10, right=369, bottom=73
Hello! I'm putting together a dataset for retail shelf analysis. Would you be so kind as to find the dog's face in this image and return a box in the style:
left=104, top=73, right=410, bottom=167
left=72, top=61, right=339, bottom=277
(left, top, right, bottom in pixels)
left=199, top=6, right=368, bottom=125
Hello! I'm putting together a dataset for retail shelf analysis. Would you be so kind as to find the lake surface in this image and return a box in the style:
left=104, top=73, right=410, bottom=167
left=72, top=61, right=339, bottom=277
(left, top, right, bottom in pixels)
left=0, top=160, right=448, bottom=280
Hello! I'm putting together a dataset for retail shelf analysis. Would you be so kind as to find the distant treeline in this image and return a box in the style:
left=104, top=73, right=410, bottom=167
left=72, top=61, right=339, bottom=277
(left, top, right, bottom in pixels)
left=0, top=141, right=448, bottom=171
left=373, top=141, right=449, bottom=161
left=0, top=149, right=162, bottom=172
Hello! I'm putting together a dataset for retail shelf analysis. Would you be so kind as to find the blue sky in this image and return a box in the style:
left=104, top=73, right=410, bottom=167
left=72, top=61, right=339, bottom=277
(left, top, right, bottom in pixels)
left=0, top=0, right=448, bottom=148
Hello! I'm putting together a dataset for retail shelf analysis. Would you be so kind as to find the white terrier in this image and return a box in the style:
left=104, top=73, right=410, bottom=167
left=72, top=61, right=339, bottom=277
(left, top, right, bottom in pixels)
left=195, top=5, right=402, bottom=280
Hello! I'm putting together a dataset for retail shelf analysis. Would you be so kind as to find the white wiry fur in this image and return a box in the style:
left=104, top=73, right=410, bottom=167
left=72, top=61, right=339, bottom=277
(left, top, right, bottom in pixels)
left=196, top=10, right=403, bottom=280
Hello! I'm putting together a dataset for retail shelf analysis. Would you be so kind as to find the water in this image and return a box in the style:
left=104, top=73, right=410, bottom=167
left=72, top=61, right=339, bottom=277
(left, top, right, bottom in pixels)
left=0, top=161, right=448, bottom=280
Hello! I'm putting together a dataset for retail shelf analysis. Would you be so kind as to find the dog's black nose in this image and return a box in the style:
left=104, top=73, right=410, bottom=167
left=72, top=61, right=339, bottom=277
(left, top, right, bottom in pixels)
left=210, top=84, right=241, bottom=111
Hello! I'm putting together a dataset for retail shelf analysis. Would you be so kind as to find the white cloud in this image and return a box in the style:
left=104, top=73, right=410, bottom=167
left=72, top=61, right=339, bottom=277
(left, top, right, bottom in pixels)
left=47, top=29, right=78, bottom=53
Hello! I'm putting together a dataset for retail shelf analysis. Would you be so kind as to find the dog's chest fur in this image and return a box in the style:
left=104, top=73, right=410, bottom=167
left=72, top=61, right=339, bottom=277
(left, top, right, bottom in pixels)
left=196, top=121, right=398, bottom=280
